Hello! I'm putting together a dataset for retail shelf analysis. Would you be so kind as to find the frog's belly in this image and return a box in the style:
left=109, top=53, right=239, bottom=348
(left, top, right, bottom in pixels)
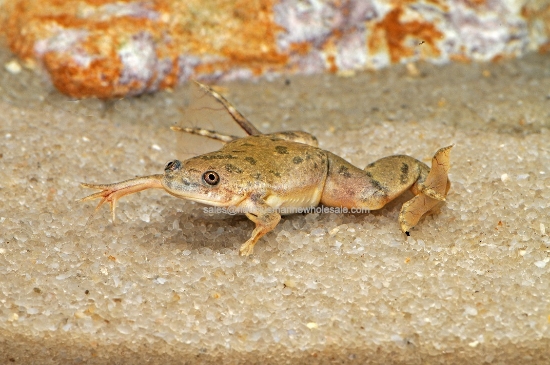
left=265, top=187, right=323, bottom=215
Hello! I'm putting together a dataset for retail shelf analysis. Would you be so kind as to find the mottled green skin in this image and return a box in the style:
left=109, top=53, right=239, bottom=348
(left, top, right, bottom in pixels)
left=163, top=134, right=430, bottom=213
left=163, top=134, right=329, bottom=210
left=161, top=133, right=437, bottom=255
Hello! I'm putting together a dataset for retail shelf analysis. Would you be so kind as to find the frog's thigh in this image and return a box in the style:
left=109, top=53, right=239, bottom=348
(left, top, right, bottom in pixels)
left=363, top=155, right=429, bottom=204
left=239, top=210, right=281, bottom=256
left=321, top=153, right=425, bottom=209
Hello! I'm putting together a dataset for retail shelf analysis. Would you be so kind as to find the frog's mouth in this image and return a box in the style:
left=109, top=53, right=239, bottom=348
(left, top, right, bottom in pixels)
left=164, top=190, right=232, bottom=207
left=161, top=179, right=246, bottom=208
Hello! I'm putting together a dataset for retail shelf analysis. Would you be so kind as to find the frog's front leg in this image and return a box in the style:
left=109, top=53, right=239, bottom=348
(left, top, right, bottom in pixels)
left=238, top=201, right=281, bottom=256
left=79, top=175, right=164, bottom=221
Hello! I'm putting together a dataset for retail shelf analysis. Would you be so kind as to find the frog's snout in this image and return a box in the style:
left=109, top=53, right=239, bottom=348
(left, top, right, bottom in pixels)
left=164, top=160, right=182, bottom=172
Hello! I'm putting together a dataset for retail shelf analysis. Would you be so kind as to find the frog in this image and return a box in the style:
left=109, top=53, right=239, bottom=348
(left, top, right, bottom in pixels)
left=80, top=82, right=452, bottom=256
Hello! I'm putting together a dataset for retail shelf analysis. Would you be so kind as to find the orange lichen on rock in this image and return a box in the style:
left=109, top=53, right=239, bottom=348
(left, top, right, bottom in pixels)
left=326, top=54, right=338, bottom=73
left=42, top=53, right=125, bottom=98
left=449, top=53, right=472, bottom=63
left=289, top=42, right=312, bottom=56
left=539, top=42, right=550, bottom=53
left=368, top=7, right=443, bottom=63
left=219, top=0, right=288, bottom=66
left=521, top=1, right=550, bottom=54
left=465, top=0, right=487, bottom=7
left=2, top=0, right=288, bottom=98
left=321, top=28, right=347, bottom=73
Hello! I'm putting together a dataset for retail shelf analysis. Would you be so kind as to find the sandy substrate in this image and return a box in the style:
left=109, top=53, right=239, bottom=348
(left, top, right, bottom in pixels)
left=0, top=47, right=549, bottom=364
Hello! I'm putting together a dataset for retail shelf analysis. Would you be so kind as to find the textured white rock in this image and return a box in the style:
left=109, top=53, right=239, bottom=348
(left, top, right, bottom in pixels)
left=4, top=0, right=550, bottom=98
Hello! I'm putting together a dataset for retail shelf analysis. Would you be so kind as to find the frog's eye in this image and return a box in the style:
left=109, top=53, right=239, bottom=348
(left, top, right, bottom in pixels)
left=203, top=171, right=220, bottom=185
left=165, top=160, right=181, bottom=172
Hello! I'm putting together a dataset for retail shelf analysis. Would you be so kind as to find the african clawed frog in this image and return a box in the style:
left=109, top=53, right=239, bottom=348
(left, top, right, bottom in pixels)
left=80, top=83, right=452, bottom=256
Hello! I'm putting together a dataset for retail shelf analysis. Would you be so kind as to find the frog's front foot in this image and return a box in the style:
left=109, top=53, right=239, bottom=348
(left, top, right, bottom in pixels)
left=399, top=145, right=452, bottom=234
left=239, top=240, right=256, bottom=256
left=239, top=210, right=281, bottom=256
left=79, top=174, right=164, bottom=221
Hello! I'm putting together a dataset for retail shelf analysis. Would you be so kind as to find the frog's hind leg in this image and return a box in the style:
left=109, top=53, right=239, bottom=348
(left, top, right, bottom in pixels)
left=171, top=81, right=264, bottom=142
left=398, top=146, right=453, bottom=234
left=361, top=146, right=452, bottom=233
left=359, top=154, right=429, bottom=210
left=194, top=81, right=262, bottom=136
left=170, top=126, right=240, bottom=143
left=182, top=82, right=319, bottom=148
left=171, top=127, right=320, bottom=147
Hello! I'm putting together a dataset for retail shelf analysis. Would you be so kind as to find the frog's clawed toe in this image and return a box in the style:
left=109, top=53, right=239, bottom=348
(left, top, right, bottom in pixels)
left=239, top=242, right=255, bottom=256
left=79, top=184, right=124, bottom=221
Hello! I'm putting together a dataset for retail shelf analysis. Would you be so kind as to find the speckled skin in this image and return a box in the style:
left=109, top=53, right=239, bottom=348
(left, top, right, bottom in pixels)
left=163, top=135, right=328, bottom=209
left=81, top=131, right=451, bottom=256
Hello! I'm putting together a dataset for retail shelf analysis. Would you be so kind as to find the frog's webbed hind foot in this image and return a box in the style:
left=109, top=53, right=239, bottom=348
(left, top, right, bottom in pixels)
left=418, top=185, right=447, bottom=202
left=399, top=145, right=453, bottom=234
left=78, top=174, right=164, bottom=222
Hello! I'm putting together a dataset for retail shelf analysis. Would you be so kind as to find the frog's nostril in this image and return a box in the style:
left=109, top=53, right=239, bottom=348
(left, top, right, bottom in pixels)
left=164, top=160, right=182, bottom=172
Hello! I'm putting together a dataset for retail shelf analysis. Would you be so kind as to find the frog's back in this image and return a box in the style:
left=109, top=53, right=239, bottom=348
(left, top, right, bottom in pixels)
left=221, top=135, right=329, bottom=208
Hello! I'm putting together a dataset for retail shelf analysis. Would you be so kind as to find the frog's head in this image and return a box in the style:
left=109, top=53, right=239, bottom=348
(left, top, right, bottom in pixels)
left=161, top=155, right=246, bottom=207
